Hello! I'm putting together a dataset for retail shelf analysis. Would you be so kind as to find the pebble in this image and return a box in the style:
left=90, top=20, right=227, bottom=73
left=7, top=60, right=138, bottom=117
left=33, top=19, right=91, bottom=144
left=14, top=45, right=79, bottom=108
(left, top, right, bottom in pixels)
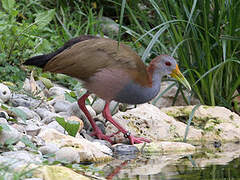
left=53, top=100, right=72, bottom=113
left=0, top=83, right=11, bottom=103
left=10, top=93, right=40, bottom=107
left=48, top=86, right=70, bottom=97
left=0, top=125, right=22, bottom=145
left=55, top=147, right=80, bottom=163
left=39, top=143, right=59, bottom=155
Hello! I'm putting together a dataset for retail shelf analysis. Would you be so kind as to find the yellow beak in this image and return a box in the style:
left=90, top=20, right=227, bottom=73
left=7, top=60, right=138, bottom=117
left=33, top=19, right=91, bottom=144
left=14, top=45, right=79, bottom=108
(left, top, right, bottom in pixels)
left=170, top=64, right=191, bottom=91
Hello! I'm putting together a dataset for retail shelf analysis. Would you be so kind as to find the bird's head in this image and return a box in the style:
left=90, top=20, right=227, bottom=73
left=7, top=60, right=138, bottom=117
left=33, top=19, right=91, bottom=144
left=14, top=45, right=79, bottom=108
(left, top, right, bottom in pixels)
left=151, top=55, right=191, bottom=91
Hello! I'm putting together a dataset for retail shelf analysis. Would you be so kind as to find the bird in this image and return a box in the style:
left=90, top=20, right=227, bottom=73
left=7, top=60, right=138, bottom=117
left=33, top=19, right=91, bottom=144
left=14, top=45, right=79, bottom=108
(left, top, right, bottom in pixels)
left=24, top=35, right=191, bottom=144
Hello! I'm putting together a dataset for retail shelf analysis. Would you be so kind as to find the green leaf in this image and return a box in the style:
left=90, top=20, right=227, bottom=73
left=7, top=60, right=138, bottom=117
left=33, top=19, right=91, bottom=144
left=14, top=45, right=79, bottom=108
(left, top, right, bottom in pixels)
left=2, top=0, right=15, bottom=11
left=35, top=9, right=55, bottom=28
left=56, top=117, right=80, bottom=137
left=20, top=135, right=37, bottom=150
left=64, top=92, right=77, bottom=103
left=9, top=107, right=27, bottom=122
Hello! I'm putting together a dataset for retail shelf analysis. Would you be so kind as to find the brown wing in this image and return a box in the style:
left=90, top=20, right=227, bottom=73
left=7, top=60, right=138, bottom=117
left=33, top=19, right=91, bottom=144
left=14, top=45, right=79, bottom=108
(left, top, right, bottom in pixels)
left=44, top=38, right=150, bottom=86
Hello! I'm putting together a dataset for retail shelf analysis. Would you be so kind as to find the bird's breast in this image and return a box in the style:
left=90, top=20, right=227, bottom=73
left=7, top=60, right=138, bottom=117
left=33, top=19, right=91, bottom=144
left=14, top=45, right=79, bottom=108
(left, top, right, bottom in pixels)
left=114, top=73, right=162, bottom=104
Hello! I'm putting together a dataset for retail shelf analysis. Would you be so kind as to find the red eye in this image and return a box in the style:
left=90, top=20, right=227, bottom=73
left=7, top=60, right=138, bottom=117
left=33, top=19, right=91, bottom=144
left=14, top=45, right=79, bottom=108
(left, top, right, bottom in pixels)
left=165, top=61, right=171, bottom=66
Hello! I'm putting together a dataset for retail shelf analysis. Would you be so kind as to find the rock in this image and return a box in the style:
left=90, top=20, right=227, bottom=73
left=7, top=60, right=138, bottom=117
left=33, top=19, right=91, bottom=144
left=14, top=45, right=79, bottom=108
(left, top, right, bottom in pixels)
left=53, top=100, right=72, bottom=113
left=25, top=123, right=41, bottom=136
left=17, top=106, right=41, bottom=121
left=106, top=104, right=202, bottom=143
left=0, top=83, right=11, bottom=103
left=99, top=17, right=119, bottom=36
left=48, top=86, right=70, bottom=97
left=55, top=147, right=80, bottom=163
left=14, top=141, right=26, bottom=149
left=39, top=143, right=59, bottom=155
left=161, top=105, right=240, bottom=142
left=38, top=128, right=112, bottom=162
left=151, top=81, right=200, bottom=108
left=135, top=141, right=196, bottom=154
left=92, top=98, right=118, bottom=115
left=46, top=121, right=65, bottom=134
left=0, top=150, right=42, bottom=171
left=33, top=165, right=90, bottom=180
left=0, top=117, right=8, bottom=124
left=35, top=109, right=61, bottom=124
left=10, top=93, right=41, bottom=107
left=112, top=144, right=139, bottom=160
left=0, top=125, right=22, bottom=145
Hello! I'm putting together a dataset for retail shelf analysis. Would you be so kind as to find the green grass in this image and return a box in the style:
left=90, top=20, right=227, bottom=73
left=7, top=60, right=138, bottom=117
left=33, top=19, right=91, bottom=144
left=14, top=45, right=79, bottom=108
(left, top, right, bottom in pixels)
left=115, top=0, right=240, bottom=109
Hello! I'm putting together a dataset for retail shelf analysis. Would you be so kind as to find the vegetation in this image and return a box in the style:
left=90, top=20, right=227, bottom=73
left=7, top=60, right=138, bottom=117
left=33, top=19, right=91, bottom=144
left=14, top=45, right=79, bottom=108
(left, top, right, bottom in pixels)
left=0, top=0, right=239, bottom=110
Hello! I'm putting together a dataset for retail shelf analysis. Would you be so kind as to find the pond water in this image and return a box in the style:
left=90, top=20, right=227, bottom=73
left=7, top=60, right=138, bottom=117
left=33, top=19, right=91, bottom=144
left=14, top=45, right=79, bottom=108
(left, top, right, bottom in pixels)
left=86, top=142, right=240, bottom=180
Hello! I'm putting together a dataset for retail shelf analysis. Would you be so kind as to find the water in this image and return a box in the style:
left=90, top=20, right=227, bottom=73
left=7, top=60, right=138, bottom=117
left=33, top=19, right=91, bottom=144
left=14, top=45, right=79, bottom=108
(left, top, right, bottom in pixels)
left=89, top=142, right=240, bottom=180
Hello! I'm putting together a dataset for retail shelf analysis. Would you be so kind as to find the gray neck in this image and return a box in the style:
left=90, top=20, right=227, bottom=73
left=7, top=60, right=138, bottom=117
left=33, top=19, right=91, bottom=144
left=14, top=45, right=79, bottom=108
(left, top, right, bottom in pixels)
left=114, top=72, right=162, bottom=104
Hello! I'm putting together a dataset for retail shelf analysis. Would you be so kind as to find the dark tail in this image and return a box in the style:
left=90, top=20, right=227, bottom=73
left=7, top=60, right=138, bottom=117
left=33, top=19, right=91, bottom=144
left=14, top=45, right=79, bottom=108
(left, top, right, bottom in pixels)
left=23, top=53, right=54, bottom=68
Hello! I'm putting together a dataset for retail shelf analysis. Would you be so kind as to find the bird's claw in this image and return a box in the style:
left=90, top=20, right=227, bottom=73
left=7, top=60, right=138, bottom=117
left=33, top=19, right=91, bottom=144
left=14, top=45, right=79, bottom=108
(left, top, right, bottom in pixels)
left=128, top=134, right=151, bottom=144
left=91, top=128, right=113, bottom=144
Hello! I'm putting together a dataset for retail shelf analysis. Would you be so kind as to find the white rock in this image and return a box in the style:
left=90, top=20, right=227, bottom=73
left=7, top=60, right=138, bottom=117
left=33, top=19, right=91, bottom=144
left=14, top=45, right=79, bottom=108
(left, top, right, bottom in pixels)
left=38, top=128, right=112, bottom=162
left=46, top=121, right=65, bottom=134
left=0, top=125, right=22, bottom=145
left=55, top=147, right=80, bottom=163
left=39, top=143, right=59, bottom=155
left=25, top=123, right=41, bottom=136
left=17, top=106, right=41, bottom=121
left=0, top=117, right=8, bottom=124
left=35, top=109, right=61, bottom=124
left=10, top=93, right=41, bottom=107
left=0, top=150, right=42, bottom=170
left=53, top=100, right=72, bottom=113
left=49, top=86, right=70, bottom=97
left=106, top=104, right=202, bottom=143
left=0, top=83, right=11, bottom=103
left=135, top=141, right=196, bottom=153
left=161, top=106, right=240, bottom=142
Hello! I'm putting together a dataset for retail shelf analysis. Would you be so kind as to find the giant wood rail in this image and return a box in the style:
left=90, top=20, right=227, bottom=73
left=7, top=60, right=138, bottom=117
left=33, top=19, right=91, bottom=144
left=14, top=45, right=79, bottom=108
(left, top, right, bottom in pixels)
left=24, top=35, right=191, bottom=144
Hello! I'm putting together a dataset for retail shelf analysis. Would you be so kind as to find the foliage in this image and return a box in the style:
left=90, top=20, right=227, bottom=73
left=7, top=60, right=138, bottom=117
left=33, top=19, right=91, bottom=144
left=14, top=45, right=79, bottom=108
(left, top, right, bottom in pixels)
left=56, top=117, right=80, bottom=137
left=108, top=0, right=240, bottom=108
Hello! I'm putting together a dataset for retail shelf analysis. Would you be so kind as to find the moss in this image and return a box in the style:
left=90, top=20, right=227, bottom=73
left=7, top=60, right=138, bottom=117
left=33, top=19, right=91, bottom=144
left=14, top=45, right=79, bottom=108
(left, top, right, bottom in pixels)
left=229, top=114, right=234, bottom=120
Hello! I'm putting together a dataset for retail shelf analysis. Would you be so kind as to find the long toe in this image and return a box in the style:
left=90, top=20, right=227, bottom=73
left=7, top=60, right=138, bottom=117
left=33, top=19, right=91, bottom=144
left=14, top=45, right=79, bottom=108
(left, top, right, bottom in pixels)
left=128, top=135, right=151, bottom=145
left=91, top=129, right=113, bottom=144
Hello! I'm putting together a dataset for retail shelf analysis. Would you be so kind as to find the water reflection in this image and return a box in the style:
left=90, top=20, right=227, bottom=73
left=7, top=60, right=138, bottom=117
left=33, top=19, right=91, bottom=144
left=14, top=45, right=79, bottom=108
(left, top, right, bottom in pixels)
left=93, top=142, right=240, bottom=179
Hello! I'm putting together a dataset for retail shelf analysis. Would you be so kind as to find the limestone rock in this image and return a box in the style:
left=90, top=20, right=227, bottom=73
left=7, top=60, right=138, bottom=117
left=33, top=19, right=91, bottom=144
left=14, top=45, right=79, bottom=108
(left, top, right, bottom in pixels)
left=106, top=104, right=202, bottom=143
left=161, top=105, right=240, bottom=142
left=0, top=125, right=22, bottom=145
left=38, top=128, right=112, bottom=162
left=33, top=165, right=90, bottom=180
left=135, top=141, right=196, bottom=154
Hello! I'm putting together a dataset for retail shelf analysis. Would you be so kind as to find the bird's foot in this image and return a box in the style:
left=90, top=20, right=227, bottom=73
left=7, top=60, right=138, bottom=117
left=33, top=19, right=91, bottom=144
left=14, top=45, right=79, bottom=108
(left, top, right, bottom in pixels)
left=124, top=132, right=151, bottom=144
left=91, top=128, right=113, bottom=144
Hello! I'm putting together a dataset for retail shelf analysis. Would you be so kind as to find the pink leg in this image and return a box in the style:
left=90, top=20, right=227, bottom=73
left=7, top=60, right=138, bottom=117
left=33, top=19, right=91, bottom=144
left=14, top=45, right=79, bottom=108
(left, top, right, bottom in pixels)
left=102, top=102, right=151, bottom=144
left=78, top=93, right=112, bottom=143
